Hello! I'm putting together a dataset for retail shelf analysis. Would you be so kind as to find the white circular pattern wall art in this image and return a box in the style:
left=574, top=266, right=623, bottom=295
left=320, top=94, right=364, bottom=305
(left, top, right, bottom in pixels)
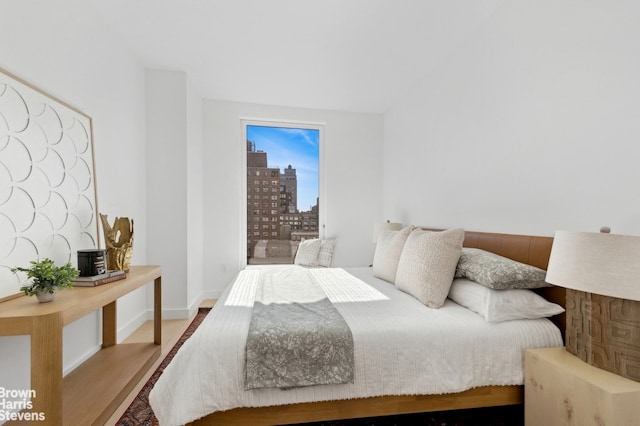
left=0, top=68, right=99, bottom=300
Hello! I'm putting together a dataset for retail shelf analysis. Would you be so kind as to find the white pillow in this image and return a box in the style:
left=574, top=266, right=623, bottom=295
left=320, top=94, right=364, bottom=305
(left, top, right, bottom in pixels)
left=372, top=226, right=414, bottom=283
left=395, top=228, right=465, bottom=308
left=314, top=239, right=336, bottom=267
left=448, top=278, right=565, bottom=323
left=294, top=239, right=322, bottom=266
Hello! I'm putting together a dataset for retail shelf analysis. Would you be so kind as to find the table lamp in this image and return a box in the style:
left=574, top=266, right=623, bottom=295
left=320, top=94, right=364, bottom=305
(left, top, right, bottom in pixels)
left=545, top=227, right=640, bottom=382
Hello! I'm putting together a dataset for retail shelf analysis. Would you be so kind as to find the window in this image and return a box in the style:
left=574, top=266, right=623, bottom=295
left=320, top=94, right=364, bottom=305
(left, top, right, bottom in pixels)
left=243, top=120, right=322, bottom=265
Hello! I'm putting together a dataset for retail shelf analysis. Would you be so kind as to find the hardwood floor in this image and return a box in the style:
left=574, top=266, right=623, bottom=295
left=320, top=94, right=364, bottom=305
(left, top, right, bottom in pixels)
left=104, top=299, right=216, bottom=425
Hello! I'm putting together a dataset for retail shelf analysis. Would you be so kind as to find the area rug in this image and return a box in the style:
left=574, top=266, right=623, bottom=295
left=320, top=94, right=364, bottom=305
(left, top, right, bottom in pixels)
left=117, top=307, right=524, bottom=426
left=117, top=307, right=211, bottom=425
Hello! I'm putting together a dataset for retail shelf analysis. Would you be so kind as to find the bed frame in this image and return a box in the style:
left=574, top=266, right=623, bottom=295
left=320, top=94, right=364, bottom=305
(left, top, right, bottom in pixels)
left=189, top=230, right=564, bottom=425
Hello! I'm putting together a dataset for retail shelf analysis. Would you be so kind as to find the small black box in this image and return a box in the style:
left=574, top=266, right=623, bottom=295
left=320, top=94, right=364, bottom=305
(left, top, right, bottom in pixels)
left=78, top=249, right=106, bottom=276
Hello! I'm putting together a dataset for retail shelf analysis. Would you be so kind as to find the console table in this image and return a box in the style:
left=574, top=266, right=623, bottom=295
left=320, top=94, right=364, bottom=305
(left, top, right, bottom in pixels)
left=0, top=265, right=162, bottom=425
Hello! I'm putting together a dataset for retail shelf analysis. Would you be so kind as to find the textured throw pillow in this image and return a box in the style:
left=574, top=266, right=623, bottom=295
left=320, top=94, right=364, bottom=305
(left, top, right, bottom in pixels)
left=455, top=248, right=550, bottom=289
left=372, top=226, right=414, bottom=283
left=395, top=227, right=465, bottom=308
left=448, top=278, right=565, bottom=322
left=294, top=239, right=322, bottom=266
left=314, top=239, right=336, bottom=267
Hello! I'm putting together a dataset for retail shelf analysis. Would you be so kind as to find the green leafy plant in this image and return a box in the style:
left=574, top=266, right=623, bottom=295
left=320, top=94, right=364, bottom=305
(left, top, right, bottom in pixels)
left=11, top=258, right=79, bottom=296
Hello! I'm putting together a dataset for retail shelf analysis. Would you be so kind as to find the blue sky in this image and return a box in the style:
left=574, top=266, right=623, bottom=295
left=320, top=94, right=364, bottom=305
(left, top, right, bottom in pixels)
left=247, top=125, right=319, bottom=211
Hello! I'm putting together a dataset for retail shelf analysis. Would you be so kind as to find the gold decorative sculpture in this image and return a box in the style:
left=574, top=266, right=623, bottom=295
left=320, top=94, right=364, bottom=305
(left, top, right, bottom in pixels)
left=100, top=214, right=134, bottom=272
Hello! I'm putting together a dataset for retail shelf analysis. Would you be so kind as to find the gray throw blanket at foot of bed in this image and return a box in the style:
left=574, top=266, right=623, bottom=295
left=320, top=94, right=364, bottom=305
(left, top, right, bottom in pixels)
left=245, top=267, right=355, bottom=389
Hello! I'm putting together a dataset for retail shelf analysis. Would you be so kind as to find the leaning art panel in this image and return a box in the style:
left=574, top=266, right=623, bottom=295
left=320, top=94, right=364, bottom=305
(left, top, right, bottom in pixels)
left=0, top=68, right=99, bottom=300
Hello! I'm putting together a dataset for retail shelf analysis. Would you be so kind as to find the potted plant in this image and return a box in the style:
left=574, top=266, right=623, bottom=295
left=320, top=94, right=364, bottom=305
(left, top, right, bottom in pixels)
left=11, top=258, right=79, bottom=303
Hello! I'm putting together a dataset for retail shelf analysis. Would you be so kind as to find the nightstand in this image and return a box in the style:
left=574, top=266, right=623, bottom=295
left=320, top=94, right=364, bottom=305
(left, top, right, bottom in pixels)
left=525, top=347, right=640, bottom=425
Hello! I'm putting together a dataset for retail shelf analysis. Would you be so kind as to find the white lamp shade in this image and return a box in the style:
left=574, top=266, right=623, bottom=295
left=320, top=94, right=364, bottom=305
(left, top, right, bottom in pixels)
left=372, top=221, right=403, bottom=243
left=546, top=230, right=640, bottom=301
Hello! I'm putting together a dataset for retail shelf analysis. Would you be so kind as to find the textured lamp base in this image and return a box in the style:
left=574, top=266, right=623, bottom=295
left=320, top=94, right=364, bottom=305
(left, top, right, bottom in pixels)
left=566, top=289, right=640, bottom=382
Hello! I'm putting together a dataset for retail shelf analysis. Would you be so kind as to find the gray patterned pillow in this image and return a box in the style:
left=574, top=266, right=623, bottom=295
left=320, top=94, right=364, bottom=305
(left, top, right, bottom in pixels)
left=454, top=248, right=550, bottom=289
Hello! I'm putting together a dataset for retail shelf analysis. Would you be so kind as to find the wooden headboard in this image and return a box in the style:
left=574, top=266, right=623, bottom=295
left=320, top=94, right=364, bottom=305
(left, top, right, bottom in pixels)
left=461, top=230, right=553, bottom=270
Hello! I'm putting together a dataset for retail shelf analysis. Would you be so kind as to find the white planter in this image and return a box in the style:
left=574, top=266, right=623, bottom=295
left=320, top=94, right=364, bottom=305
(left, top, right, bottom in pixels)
left=36, top=289, right=55, bottom=303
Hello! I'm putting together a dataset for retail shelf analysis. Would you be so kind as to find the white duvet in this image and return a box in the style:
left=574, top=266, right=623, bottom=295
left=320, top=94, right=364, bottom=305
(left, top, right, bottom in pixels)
left=149, top=266, right=563, bottom=425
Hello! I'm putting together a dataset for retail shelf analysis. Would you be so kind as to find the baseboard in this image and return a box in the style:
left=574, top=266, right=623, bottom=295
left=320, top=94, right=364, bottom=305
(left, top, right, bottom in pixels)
left=63, top=344, right=102, bottom=376
left=118, top=309, right=151, bottom=343
left=201, top=290, right=223, bottom=300
left=115, top=289, right=225, bottom=324
left=159, top=307, right=192, bottom=320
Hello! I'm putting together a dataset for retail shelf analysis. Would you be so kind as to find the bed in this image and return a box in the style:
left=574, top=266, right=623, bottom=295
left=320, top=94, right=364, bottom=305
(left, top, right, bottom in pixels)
left=149, top=229, right=565, bottom=425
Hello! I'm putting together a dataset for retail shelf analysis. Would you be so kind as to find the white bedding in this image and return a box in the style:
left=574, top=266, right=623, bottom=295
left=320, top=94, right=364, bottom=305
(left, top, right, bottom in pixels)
left=149, top=266, right=563, bottom=425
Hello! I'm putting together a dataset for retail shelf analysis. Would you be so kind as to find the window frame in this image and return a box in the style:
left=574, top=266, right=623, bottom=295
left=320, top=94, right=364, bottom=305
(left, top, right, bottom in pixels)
left=239, top=118, right=325, bottom=267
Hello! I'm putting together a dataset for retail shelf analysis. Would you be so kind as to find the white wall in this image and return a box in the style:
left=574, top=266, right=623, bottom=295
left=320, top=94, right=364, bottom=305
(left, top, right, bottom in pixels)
left=187, top=76, right=205, bottom=310
left=145, top=70, right=188, bottom=316
left=0, top=0, right=148, bottom=393
left=202, top=100, right=383, bottom=296
left=383, top=0, right=640, bottom=238
left=146, top=69, right=204, bottom=318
